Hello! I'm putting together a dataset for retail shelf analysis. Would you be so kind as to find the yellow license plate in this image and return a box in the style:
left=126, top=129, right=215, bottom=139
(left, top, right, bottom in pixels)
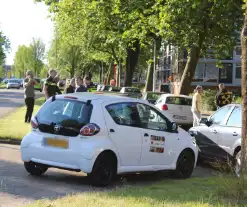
left=45, top=138, right=69, bottom=149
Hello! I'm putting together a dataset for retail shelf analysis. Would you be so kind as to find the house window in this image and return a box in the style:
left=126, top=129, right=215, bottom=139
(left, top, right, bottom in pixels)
left=193, top=63, right=204, bottom=80
left=205, top=63, right=218, bottom=81
left=219, top=63, right=233, bottom=83
left=236, top=64, right=241, bottom=79
left=236, top=45, right=241, bottom=56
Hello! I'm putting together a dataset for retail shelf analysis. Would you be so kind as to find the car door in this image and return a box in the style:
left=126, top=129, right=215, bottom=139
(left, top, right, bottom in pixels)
left=217, top=106, right=241, bottom=158
left=195, top=105, right=233, bottom=159
left=165, top=96, right=186, bottom=122
left=136, top=103, right=179, bottom=166
left=103, top=101, right=143, bottom=166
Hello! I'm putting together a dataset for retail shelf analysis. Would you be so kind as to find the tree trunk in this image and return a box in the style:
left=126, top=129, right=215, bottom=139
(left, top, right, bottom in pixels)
left=240, top=3, right=247, bottom=176
left=178, top=33, right=205, bottom=95
left=144, top=63, right=153, bottom=92
left=124, top=40, right=140, bottom=87
left=106, top=63, right=113, bottom=85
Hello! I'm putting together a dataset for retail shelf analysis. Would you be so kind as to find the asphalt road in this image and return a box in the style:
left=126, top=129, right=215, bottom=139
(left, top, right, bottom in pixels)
left=0, top=89, right=43, bottom=118
left=0, top=89, right=217, bottom=207
left=0, top=143, right=217, bottom=207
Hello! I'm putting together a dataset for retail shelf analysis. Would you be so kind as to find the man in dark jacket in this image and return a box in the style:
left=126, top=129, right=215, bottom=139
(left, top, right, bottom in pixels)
left=64, top=78, right=75, bottom=94
left=75, top=77, right=87, bottom=92
left=215, top=83, right=232, bottom=108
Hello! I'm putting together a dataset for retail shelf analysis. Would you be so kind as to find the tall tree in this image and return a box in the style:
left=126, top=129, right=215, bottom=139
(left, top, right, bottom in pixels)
left=156, top=0, right=243, bottom=94
left=0, top=31, right=10, bottom=66
left=241, top=0, right=247, bottom=175
left=29, top=38, right=45, bottom=76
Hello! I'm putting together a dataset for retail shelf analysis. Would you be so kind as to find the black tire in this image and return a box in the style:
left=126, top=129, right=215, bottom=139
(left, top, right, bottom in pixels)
left=88, top=153, right=117, bottom=187
left=24, top=162, right=48, bottom=176
left=233, top=151, right=241, bottom=177
left=174, top=149, right=195, bottom=178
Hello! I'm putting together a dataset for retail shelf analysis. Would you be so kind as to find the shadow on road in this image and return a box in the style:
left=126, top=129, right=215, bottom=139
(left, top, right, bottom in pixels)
left=0, top=159, right=216, bottom=202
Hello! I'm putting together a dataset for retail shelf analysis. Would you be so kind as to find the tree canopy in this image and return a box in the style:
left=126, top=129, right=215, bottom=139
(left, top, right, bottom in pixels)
left=0, top=31, right=10, bottom=66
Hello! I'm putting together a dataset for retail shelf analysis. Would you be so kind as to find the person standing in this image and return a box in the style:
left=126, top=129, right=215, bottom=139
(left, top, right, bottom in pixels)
left=215, top=83, right=232, bottom=109
left=75, top=77, right=87, bottom=92
left=64, top=78, right=75, bottom=94
left=43, top=69, right=61, bottom=100
left=191, top=85, right=203, bottom=127
left=23, top=70, right=37, bottom=123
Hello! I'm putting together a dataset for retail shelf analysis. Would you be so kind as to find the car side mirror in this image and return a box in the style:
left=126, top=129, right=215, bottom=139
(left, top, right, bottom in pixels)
left=200, top=118, right=212, bottom=127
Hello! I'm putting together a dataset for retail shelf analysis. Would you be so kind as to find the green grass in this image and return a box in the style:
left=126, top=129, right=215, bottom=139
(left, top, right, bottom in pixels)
left=0, top=97, right=45, bottom=140
left=0, top=82, right=6, bottom=89
left=27, top=176, right=247, bottom=207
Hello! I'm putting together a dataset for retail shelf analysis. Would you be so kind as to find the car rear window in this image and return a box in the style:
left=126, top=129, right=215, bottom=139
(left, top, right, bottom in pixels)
left=9, top=80, right=18, bottom=83
left=165, top=97, right=192, bottom=106
left=36, top=99, right=93, bottom=136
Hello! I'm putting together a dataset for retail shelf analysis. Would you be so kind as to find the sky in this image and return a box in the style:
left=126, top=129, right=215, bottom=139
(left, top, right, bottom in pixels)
left=0, top=0, right=54, bottom=65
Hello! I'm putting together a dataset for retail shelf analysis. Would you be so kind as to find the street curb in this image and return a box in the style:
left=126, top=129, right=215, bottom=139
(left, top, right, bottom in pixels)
left=0, top=139, right=21, bottom=145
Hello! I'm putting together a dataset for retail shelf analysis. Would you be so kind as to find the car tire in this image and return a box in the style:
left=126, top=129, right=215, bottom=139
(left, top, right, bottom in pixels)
left=233, top=151, right=241, bottom=178
left=174, top=149, right=195, bottom=179
left=88, top=153, right=117, bottom=187
left=24, top=162, right=48, bottom=176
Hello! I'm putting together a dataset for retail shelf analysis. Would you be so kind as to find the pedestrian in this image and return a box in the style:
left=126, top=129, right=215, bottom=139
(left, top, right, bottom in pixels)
left=75, top=77, right=87, bottom=92
left=23, top=70, right=37, bottom=123
left=215, top=83, right=232, bottom=109
left=43, top=69, right=62, bottom=100
left=191, top=85, right=203, bottom=127
left=64, top=77, right=75, bottom=94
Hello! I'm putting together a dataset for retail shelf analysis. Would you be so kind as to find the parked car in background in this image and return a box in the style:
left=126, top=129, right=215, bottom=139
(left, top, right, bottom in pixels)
left=3, top=79, right=9, bottom=84
left=21, top=93, right=198, bottom=187
left=100, top=85, right=111, bottom=91
left=120, top=87, right=141, bottom=94
left=6, top=79, right=21, bottom=89
left=155, top=94, right=193, bottom=128
left=34, top=78, right=42, bottom=92
left=189, top=104, right=242, bottom=176
left=19, top=79, right=24, bottom=87
left=141, top=92, right=167, bottom=104
left=109, top=86, right=122, bottom=92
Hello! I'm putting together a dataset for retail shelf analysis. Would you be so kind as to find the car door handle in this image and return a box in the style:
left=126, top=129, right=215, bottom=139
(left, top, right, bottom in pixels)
left=144, top=133, right=149, bottom=137
left=233, top=132, right=238, bottom=136
left=212, top=130, right=217, bottom=134
left=110, top=129, right=115, bottom=133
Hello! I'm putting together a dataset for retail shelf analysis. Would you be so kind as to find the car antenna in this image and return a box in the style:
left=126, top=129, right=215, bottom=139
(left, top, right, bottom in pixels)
left=52, top=95, right=56, bottom=102
left=86, top=100, right=91, bottom=106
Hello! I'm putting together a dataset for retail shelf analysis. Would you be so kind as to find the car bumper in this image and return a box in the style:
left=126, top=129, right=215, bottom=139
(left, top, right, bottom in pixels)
left=21, top=133, right=94, bottom=173
left=7, top=84, right=20, bottom=88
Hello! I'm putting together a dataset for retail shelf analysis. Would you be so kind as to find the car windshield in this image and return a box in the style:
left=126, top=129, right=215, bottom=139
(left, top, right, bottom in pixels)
left=36, top=98, right=93, bottom=136
left=9, top=80, right=18, bottom=83
left=146, top=93, right=162, bottom=100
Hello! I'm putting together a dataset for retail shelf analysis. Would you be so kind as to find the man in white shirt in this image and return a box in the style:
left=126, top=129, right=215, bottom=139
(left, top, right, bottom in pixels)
left=191, top=85, right=203, bottom=127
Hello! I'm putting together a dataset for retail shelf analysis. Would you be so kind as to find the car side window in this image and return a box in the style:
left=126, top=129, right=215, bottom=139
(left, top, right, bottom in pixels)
left=106, top=103, right=140, bottom=127
left=210, top=106, right=232, bottom=125
left=136, top=103, right=168, bottom=131
left=226, top=107, right=241, bottom=127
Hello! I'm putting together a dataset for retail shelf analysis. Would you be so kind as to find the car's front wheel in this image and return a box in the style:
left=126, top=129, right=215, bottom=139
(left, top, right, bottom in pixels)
left=24, top=162, right=48, bottom=176
left=88, top=153, right=117, bottom=187
left=234, top=151, right=241, bottom=178
left=174, top=149, right=195, bottom=178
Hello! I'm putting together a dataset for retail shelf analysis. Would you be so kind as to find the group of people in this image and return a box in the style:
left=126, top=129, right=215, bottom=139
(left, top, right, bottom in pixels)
left=191, top=83, right=233, bottom=127
left=23, top=69, right=92, bottom=123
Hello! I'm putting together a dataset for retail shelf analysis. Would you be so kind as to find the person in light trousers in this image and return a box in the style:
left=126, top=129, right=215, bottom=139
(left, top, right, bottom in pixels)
left=191, top=85, right=203, bottom=127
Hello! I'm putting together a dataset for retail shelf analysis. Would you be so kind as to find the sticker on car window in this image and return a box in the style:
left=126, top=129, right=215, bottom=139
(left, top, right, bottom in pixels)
left=150, top=135, right=165, bottom=153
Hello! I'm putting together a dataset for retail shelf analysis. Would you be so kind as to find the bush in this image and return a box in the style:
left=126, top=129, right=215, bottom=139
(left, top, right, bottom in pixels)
left=201, top=90, right=217, bottom=111
left=233, top=96, right=242, bottom=104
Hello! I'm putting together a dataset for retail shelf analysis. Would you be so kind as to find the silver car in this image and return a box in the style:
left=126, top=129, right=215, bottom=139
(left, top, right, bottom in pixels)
left=6, top=79, right=21, bottom=89
left=189, top=104, right=241, bottom=176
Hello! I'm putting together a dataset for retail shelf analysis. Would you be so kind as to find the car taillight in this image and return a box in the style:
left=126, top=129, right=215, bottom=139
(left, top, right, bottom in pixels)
left=80, top=123, right=100, bottom=136
left=162, top=104, right=168, bottom=111
left=31, top=118, right=38, bottom=129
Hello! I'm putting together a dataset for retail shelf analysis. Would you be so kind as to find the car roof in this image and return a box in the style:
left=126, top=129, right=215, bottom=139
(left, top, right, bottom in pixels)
left=160, top=94, right=192, bottom=99
left=57, top=92, right=144, bottom=103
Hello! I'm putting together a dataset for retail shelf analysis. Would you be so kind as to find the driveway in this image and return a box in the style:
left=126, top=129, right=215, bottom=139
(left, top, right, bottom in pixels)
left=0, top=144, right=217, bottom=207
left=0, top=89, right=43, bottom=118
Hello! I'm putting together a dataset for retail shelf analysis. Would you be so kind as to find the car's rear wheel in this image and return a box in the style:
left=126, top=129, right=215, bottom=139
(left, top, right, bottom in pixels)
left=88, top=153, right=117, bottom=187
left=174, top=149, right=195, bottom=178
left=24, top=162, right=48, bottom=176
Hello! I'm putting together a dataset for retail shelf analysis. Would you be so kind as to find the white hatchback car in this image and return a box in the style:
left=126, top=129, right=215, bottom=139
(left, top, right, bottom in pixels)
left=155, top=94, right=193, bottom=127
left=21, top=93, right=198, bottom=186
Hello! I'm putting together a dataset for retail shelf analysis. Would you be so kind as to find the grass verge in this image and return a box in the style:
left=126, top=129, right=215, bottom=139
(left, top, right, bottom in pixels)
left=28, top=176, right=247, bottom=207
left=0, top=97, right=45, bottom=140
left=0, top=82, right=6, bottom=89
